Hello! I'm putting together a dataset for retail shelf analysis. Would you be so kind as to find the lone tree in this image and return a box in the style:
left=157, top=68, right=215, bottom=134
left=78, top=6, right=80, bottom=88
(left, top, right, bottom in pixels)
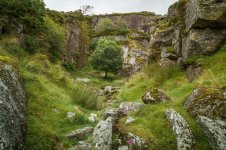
left=89, top=39, right=123, bottom=78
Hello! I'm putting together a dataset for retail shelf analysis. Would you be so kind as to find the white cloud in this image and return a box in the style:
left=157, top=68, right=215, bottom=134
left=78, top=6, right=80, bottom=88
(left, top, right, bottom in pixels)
left=44, top=0, right=178, bottom=15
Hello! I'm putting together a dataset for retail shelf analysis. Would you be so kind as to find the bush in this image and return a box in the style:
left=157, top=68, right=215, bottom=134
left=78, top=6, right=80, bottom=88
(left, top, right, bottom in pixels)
left=95, top=18, right=116, bottom=35
left=73, top=84, right=102, bottom=110
left=43, top=17, right=66, bottom=60
left=89, top=38, right=123, bottom=78
left=23, top=35, right=41, bottom=54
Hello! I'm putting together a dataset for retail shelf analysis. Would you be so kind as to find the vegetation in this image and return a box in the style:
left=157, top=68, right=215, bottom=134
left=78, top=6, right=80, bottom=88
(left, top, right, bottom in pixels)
left=0, top=0, right=46, bottom=34
left=94, top=18, right=129, bottom=37
left=0, top=0, right=226, bottom=149
left=89, top=39, right=123, bottom=78
left=73, top=84, right=103, bottom=110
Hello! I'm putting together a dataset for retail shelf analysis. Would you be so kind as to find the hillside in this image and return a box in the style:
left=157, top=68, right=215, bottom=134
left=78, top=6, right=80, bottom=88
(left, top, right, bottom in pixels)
left=0, top=0, right=226, bottom=150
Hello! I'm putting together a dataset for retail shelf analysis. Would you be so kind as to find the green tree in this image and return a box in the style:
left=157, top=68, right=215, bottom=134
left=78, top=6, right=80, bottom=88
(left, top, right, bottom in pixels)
left=0, top=0, right=46, bottom=33
left=117, top=19, right=128, bottom=34
left=89, top=39, right=123, bottom=78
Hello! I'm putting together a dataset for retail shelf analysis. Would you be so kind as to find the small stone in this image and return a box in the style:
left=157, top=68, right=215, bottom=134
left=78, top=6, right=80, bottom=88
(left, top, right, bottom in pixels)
left=142, top=88, right=170, bottom=104
left=223, top=91, right=226, bottom=99
left=125, top=116, right=135, bottom=124
left=67, top=112, right=75, bottom=119
left=76, top=78, right=90, bottom=83
left=88, top=113, right=97, bottom=123
left=118, top=145, right=129, bottom=150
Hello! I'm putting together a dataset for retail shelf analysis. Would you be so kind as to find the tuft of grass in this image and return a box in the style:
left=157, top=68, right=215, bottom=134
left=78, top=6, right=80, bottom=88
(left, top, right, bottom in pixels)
left=73, top=84, right=103, bottom=110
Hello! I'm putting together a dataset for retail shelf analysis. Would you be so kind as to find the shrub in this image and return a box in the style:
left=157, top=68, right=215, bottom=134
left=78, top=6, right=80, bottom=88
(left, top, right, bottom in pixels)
left=23, top=35, right=41, bottom=54
left=73, top=84, right=102, bottom=110
left=43, top=17, right=66, bottom=60
left=95, top=18, right=116, bottom=35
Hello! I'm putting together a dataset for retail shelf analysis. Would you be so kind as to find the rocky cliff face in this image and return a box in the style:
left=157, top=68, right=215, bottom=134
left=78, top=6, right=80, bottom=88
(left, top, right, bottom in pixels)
left=0, top=61, right=27, bottom=150
left=92, top=12, right=158, bottom=33
left=65, top=15, right=90, bottom=69
left=149, top=0, right=226, bottom=81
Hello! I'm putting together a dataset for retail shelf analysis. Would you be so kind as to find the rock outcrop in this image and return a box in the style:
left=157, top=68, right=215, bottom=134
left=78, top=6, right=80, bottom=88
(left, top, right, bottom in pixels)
left=165, top=109, right=196, bottom=150
left=198, top=116, right=226, bottom=150
left=0, top=62, right=27, bottom=150
left=182, top=28, right=226, bottom=60
left=184, top=88, right=226, bottom=120
left=185, top=87, right=226, bottom=149
left=122, top=46, right=149, bottom=76
left=65, top=16, right=90, bottom=69
left=142, top=88, right=170, bottom=104
left=93, top=117, right=113, bottom=150
left=92, top=12, right=158, bottom=33
left=186, top=0, right=226, bottom=31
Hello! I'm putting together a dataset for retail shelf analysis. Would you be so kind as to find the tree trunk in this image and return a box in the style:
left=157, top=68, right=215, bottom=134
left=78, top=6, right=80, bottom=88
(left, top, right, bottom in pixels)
left=105, top=71, right=108, bottom=78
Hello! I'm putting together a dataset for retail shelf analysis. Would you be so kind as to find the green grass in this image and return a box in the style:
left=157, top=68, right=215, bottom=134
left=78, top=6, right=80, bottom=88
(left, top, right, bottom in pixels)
left=0, top=36, right=99, bottom=149
left=1, top=34, right=225, bottom=149
left=117, top=48, right=226, bottom=149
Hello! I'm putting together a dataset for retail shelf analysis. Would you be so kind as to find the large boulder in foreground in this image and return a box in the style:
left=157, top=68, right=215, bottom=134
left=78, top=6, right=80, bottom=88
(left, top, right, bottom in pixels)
left=0, top=61, right=27, bottom=149
left=182, top=28, right=226, bottom=59
left=184, top=87, right=226, bottom=120
left=165, top=109, right=196, bottom=150
left=198, top=116, right=226, bottom=150
left=142, top=88, right=170, bottom=104
left=186, top=0, right=226, bottom=31
left=93, top=117, right=112, bottom=150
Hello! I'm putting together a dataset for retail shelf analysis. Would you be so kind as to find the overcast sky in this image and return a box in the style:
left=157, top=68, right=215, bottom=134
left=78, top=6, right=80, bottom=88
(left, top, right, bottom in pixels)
left=44, top=0, right=178, bottom=15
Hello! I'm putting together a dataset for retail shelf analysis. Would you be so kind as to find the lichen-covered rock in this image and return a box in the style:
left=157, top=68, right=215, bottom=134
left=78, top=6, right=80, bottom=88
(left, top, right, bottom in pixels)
left=165, top=109, right=196, bottom=150
left=198, top=116, right=226, bottom=150
left=160, top=46, right=177, bottom=61
left=142, top=88, right=170, bottom=104
left=182, top=28, right=226, bottom=59
left=0, top=62, right=27, bottom=150
left=104, top=102, right=144, bottom=122
left=150, top=27, right=175, bottom=47
left=92, top=13, right=158, bottom=33
left=88, top=113, right=97, bottom=123
left=99, top=86, right=120, bottom=98
left=66, top=127, right=94, bottom=140
left=66, top=18, right=89, bottom=68
left=159, top=58, right=177, bottom=67
left=69, top=141, right=92, bottom=150
left=119, top=102, right=144, bottom=112
left=122, top=46, right=149, bottom=76
left=186, top=65, right=202, bottom=82
left=184, top=88, right=226, bottom=120
left=93, top=117, right=112, bottom=150
left=122, top=132, right=148, bottom=150
left=186, top=0, right=226, bottom=31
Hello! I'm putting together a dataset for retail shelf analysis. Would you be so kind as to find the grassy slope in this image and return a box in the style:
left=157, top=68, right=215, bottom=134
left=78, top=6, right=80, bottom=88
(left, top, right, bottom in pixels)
left=116, top=47, right=226, bottom=149
left=0, top=35, right=99, bottom=149
left=1, top=35, right=225, bottom=149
